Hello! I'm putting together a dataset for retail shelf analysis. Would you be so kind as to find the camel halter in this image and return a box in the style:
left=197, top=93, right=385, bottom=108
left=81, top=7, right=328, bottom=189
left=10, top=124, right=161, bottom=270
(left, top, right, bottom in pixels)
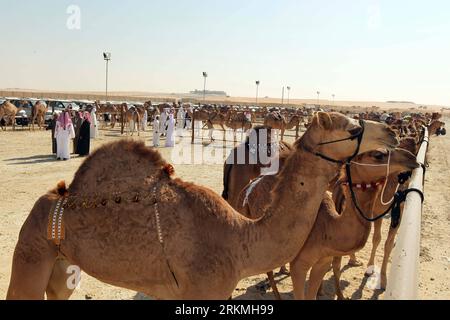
left=314, top=119, right=365, bottom=165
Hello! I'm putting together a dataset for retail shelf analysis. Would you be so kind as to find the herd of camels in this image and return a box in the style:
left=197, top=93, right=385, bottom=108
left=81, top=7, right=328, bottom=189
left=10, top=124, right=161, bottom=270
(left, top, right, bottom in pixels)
left=4, top=104, right=446, bottom=299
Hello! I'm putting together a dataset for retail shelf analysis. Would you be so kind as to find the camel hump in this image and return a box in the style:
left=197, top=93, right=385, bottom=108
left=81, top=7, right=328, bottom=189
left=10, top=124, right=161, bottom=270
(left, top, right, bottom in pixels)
left=69, top=140, right=170, bottom=194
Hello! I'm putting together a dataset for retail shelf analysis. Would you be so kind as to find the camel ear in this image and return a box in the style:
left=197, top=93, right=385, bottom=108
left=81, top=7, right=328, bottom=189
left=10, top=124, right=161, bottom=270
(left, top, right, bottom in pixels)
left=313, top=112, right=332, bottom=130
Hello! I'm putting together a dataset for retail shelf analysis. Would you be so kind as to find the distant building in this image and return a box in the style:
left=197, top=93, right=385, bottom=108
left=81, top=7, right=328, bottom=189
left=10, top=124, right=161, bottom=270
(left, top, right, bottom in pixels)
left=190, top=89, right=227, bottom=96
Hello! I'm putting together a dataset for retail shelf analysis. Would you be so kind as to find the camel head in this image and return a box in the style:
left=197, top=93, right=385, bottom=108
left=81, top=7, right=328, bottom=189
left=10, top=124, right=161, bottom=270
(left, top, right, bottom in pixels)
left=306, top=112, right=398, bottom=162
left=349, top=148, right=419, bottom=182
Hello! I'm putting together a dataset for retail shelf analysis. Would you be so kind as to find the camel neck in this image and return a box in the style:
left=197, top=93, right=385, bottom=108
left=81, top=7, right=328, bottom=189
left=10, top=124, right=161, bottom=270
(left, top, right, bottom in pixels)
left=238, top=139, right=340, bottom=277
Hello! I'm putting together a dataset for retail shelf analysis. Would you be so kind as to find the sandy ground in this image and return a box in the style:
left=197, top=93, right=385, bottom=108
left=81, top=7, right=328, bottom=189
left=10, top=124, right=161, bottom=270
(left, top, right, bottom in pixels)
left=0, top=122, right=449, bottom=300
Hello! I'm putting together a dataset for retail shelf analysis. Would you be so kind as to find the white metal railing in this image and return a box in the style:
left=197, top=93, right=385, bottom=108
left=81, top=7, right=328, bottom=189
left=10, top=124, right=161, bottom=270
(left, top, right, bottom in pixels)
left=384, top=126, right=429, bottom=300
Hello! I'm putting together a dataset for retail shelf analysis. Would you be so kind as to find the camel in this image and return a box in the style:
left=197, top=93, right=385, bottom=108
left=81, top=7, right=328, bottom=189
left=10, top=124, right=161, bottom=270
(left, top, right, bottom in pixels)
left=30, top=101, right=49, bottom=130
left=224, top=110, right=253, bottom=142
left=222, top=125, right=292, bottom=217
left=120, top=103, right=141, bottom=136
left=363, top=136, right=421, bottom=290
left=0, top=100, right=18, bottom=131
left=7, top=112, right=397, bottom=300
left=97, top=101, right=119, bottom=129
left=290, top=149, right=417, bottom=300
left=428, top=120, right=445, bottom=136
left=264, top=112, right=301, bottom=141
left=239, top=147, right=417, bottom=300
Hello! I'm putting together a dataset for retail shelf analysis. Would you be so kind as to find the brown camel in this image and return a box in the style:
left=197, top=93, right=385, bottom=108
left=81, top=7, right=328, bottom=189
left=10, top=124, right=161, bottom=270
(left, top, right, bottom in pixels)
left=31, top=101, right=49, bottom=130
left=289, top=149, right=418, bottom=300
left=428, top=120, right=445, bottom=136
left=239, top=147, right=417, bottom=299
left=120, top=103, right=141, bottom=136
left=7, top=112, right=397, bottom=300
left=0, top=100, right=18, bottom=131
left=363, top=136, right=421, bottom=290
left=97, top=101, right=119, bottom=129
left=225, top=110, right=253, bottom=142
left=264, top=113, right=300, bottom=141
left=222, top=125, right=292, bottom=216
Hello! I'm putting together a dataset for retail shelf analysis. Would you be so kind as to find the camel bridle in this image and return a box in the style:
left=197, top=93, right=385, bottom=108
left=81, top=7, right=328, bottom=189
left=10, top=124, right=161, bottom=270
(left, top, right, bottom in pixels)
left=314, top=119, right=366, bottom=165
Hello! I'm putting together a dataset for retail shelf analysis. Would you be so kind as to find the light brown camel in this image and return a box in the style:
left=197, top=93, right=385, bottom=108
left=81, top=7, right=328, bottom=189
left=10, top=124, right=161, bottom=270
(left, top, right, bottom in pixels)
left=121, top=103, right=141, bottom=136
left=428, top=120, right=445, bottom=136
left=97, top=101, right=119, bottom=129
left=0, top=100, right=18, bottom=131
left=290, top=149, right=418, bottom=300
left=224, top=110, right=253, bottom=142
left=363, top=137, right=421, bottom=290
left=264, top=113, right=300, bottom=141
left=30, top=101, right=49, bottom=130
left=7, top=112, right=397, bottom=300
left=239, top=147, right=417, bottom=299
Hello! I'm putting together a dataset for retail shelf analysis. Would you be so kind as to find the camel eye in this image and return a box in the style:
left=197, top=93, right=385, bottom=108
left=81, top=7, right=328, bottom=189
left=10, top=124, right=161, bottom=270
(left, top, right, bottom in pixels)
left=374, top=152, right=384, bottom=160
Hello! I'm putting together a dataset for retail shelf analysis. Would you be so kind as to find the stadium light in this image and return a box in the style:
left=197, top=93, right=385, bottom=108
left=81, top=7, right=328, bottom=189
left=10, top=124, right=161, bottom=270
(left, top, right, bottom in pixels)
left=103, top=52, right=111, bottom=103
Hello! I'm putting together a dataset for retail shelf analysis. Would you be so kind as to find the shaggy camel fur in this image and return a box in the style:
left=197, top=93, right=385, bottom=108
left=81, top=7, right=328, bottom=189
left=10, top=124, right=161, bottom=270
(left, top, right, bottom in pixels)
left=31, top=101, right=48, bottom=130
left=363, top=137, right=421, bottom=290
left=264, top=113, right=301, bottom=141
left=0, top=101, right=18, bottom=130
left=7, top=112, right=397, bottom=300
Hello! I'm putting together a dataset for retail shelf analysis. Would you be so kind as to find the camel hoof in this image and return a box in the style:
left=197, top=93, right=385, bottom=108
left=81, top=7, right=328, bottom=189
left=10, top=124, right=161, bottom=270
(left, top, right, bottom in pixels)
left=278, top=267, right=289, bottom=275
left=365, top=265, right=375, bottom=276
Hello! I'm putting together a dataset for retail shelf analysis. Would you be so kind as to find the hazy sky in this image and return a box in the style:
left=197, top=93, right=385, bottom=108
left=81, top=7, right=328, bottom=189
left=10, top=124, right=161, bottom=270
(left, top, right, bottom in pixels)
left=1, top=0, right=450, bottom=105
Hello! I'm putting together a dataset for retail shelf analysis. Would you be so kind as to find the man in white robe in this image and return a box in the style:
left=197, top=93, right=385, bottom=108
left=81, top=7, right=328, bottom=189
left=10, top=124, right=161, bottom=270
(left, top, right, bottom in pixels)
left=165, top=114, right=176, bottom=147
left=90, top=105, right=99, bottom=138
left=177, top=107, right=185, bottom=131
left=141, top=109, right=148, bottom=132
left=153, top=116, right=160, bottom=147
left=160, top=108, right=169, bottom=136
left=55, top=111, right=76, bottom=160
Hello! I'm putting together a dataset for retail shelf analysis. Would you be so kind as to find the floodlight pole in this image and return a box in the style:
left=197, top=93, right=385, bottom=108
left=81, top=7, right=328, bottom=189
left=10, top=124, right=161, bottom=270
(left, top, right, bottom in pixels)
left=282, top=86, right=285, bottom=105
left=332, top=94, right=335, bottom=105
left=103, top=52, right=111, bottom=103
left=255, top=81, right=260, bottom=107
left=203, top=72, right=208, bottom=102
left=317, top=91, right=320, bottom=105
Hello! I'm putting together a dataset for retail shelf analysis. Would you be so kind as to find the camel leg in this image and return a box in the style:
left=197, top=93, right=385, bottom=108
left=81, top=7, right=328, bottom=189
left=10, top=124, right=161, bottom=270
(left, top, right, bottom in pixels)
left=280, top=128, right=285, bottom=142
left=366, top=219, right=383, bottom=276
left=46, top=258, right=76, bottom=300
left=289, top=259, right=310, bottom=300
left=305, top=257, right=333, bottom=300
left=380, top=224, right=401, bottom=290
left=348, top=253, right=363, bottom=267
left=266, top=271, right=281, bottom=300
left=137, top=118, right=140, bottom=137
left=7, top=206, right=58, bottom=299
left=332, top=256, right=346, bottom=300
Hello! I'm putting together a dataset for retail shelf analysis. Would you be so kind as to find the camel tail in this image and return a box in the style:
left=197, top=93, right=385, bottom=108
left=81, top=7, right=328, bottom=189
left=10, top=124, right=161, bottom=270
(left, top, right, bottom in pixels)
left=222, top=162, right=233, bottom=200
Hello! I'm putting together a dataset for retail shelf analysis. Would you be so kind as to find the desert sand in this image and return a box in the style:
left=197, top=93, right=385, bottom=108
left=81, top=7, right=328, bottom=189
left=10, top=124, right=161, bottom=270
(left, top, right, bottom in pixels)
left=0, top=121, right=449, bottom=300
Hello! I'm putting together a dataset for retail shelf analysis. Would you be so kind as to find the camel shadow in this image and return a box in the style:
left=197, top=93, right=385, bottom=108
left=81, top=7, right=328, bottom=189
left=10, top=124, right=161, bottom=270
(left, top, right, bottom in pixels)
left=233, top=277, right=293, bottom=300
left=132, top=292, right=155, bottom=300
left=4, top=154, right=58, bottom=165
